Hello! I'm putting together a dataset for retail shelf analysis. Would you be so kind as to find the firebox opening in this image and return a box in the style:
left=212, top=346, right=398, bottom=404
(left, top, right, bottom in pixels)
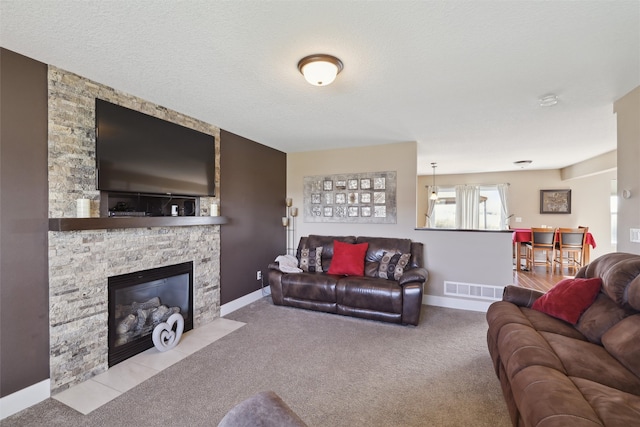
left=108, top=261, right=194, bottom=367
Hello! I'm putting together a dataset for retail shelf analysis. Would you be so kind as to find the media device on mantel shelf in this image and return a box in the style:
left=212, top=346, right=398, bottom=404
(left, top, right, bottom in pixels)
left=95, top=98, right=216, bottom=198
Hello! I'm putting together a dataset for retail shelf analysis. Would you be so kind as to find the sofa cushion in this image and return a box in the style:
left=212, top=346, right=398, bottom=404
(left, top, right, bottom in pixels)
left=575, top=292, right=636, bottom=345
left=356, top=236, right=412, bottom=263
left=601, top=314, right=640, bottom=378
left=377, top=252, right=410, bottom=281
left=282, top=273, right=337, bottom=303
left=497, top=323, right=567, bottom=381
left=328, top=240, right=368, bottom=276
left=336, top=276, right=403, bottom=313
left=544, top=331, right=640, bottom=395
left=578, top=253, right=640, bottom=311
left=364, top=261, right=381, bottom=278
left=510, top=365, right=603, bottom=427
left=299, top=246, right=323, bottom=273
left=305, top=235, right=356, bottom=271
left=570, top=377, right=640, bottom=427
left=532, top=277, right=602, bottom=324
left=520, top=307, right=588, bottom=341
left=601, top=257, right=640, bottom=311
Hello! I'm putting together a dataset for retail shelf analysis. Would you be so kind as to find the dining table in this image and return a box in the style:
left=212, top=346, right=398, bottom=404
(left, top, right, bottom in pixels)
left=512, top=228, right=597, bottom=271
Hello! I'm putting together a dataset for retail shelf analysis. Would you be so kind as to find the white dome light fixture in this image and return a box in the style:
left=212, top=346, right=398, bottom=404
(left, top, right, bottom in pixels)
left=298, top=54, right=343, bottom=86
left=514, top=160, right=533, bottom=168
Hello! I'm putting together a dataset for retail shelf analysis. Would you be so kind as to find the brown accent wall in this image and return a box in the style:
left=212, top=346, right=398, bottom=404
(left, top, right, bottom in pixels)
left=0, top=48, right=49, bottom=397
left=220, top=130, right=286, bottom=304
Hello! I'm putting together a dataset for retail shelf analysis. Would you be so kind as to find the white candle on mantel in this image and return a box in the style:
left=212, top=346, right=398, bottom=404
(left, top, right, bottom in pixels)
left=76, top=198, right=90, bottom=218
left=210, top=203, right=219, bottom=216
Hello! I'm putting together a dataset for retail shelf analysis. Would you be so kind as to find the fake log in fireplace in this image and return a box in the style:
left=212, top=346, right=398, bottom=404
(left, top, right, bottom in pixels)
left=108, top=261, right=194, bottom=366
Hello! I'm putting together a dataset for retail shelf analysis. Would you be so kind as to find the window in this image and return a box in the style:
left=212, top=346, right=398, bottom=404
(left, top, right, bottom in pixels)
left=431, top=188, right=456, bottom=228
left=478, top=187, right=504, bottom=230
left=429, top=184, right=507, bottom=230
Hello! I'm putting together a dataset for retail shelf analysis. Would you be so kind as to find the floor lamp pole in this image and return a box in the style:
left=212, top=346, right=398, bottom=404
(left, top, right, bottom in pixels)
left=284, top=198, right=298, bottom=256
left=290, top=206, right=298, bottom=256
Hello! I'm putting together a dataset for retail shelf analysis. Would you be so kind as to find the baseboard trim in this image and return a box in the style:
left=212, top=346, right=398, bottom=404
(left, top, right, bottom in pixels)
left=423, top=294, right=492, bottom=313
left=0, top=379, right=50, bottom=420
left=220, top=292, right=491, bottom=317
left=220, top=289, right=265, bottom=317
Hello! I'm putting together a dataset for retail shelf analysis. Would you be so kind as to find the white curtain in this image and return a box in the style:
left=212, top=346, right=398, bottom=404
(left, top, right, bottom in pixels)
left=425, top=185, right=438, bottom=227
left=497, top=183, right=510, bottom=230
left=455, top=185, right=480, bottom=229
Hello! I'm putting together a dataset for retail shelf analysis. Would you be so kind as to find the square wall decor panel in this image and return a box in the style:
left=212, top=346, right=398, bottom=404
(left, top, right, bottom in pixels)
left=303, top=171, right=397, bottom=224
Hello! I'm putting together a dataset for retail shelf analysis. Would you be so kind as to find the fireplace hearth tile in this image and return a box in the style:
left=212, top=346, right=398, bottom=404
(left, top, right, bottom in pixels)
left=91, top=360, right=158, bottom=393
left=172, top=318, right=245, bottom=355
left=51, top=317, right=246, bottom=414
left=53, top=380, right=121, bottom=415
left=177, top=318, right=245, bottom=344
left=130, top=345, right=189, bottom=371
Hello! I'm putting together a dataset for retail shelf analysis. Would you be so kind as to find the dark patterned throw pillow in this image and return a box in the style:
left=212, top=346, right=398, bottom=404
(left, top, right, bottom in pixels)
left=299, top=246, right=323, bottom=273
left=378, top=251, right=410, bottom=281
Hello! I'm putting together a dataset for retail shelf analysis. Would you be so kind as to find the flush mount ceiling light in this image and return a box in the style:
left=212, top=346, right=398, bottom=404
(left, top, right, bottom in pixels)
left=539, top=94, right=559, bottom=107
left=297, top=54, right=343, bottom=86
left=514, top=160, right=533, bottom=168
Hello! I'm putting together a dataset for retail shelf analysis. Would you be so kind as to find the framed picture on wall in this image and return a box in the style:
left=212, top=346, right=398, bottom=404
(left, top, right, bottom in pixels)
left=540, top=189, right=571, bottom=214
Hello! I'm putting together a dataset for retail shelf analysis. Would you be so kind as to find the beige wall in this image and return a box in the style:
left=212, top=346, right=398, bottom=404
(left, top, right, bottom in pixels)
left=288, top=142, right=418, bottom=239
left=286, top=88, right=639, bottom=308
left=417, top=167, right=617, bottom=260
left=614, top=86, right=640, bottom=254
left=288, top=139, right=621, bottom=308
left=288, top=142, right=513, bottom=310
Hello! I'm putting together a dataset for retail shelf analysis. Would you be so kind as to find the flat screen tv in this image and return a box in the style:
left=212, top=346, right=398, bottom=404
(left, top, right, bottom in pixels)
left=95, top=99, right=215, bottom=197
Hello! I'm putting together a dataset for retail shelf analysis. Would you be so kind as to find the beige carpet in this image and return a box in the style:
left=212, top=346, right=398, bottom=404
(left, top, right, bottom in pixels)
left=4, top=298, right=510, bottom=426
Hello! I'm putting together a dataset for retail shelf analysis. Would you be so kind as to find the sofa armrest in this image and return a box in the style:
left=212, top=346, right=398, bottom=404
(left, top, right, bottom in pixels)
left=402, top=283, right=423, bottom=326
left=267, top=269, right=285, bottom=305
left=398, top=267, right=428, bottom=286
left=268, top=262, right=280, bottom=270
left=502, top=285, right=544, bottom=308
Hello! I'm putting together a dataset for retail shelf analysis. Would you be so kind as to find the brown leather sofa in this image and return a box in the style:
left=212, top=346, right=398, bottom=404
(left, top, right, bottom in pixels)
left=268, top=235, right=428, bottom=326
left=487, top=252, right=640, bottom=426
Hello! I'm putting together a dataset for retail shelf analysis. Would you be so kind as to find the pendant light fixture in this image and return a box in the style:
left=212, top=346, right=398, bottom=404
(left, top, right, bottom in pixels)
left=430, top=163, right=438, bottom=201
left=297, top=54, right=344, bottom=86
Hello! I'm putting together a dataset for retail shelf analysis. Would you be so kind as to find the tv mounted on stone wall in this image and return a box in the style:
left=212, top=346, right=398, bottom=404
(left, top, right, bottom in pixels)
left=95, top=98, right=216, bottom=197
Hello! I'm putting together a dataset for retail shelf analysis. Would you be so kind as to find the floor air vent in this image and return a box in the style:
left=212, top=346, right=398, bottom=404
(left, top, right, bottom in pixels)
left=444, top=281, right=504, bottom=301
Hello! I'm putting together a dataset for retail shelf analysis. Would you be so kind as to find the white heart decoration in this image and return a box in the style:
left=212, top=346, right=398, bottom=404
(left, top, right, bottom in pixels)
left=152, top=313, right=184, bottom=352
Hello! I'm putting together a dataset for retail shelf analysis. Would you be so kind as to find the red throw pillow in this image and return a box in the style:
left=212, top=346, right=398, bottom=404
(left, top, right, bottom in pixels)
left=327, top=240, right=369, bottom=276
left=532, top=277, right=602, bottom=324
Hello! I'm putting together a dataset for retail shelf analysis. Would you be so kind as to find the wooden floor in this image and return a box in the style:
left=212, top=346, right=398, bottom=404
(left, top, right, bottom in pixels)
left=512, top=265, right=576, bottom=293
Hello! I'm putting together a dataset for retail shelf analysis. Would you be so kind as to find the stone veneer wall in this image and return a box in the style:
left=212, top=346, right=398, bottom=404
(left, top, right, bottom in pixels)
left=48, top=66, right=222, bottom=394
left=48, top=66, right=220, bottom=217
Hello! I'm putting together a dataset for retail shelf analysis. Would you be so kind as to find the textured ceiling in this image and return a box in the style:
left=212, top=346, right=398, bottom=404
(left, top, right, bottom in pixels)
left=1, top=1, right=638, bottom=175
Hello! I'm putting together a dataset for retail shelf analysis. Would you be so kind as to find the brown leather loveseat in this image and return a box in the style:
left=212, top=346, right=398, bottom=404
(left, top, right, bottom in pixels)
left=487, top=252, right=640, bottom=426
left=268, top=235, right=428, bottom=326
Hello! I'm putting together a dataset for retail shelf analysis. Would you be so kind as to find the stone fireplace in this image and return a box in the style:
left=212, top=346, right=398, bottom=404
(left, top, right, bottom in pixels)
left=108, top=261, right=194, bottom=367
left=47, top=66, right=222, bottom=395
left=48, top=226, right=220, bottom=394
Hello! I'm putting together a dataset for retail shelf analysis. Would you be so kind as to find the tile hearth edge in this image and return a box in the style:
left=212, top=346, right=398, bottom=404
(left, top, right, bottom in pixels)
left=53, top=318, right=245, bottom=415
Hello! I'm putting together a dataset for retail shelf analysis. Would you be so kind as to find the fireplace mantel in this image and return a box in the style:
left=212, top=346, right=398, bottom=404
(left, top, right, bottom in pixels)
left=49, top=216, right=228, bottom=231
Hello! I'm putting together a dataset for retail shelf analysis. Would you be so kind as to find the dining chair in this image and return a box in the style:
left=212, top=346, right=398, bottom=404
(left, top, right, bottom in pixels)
left=525, top=228, right=556, bottom=272
left=554, top=227, right=587, bottom=274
